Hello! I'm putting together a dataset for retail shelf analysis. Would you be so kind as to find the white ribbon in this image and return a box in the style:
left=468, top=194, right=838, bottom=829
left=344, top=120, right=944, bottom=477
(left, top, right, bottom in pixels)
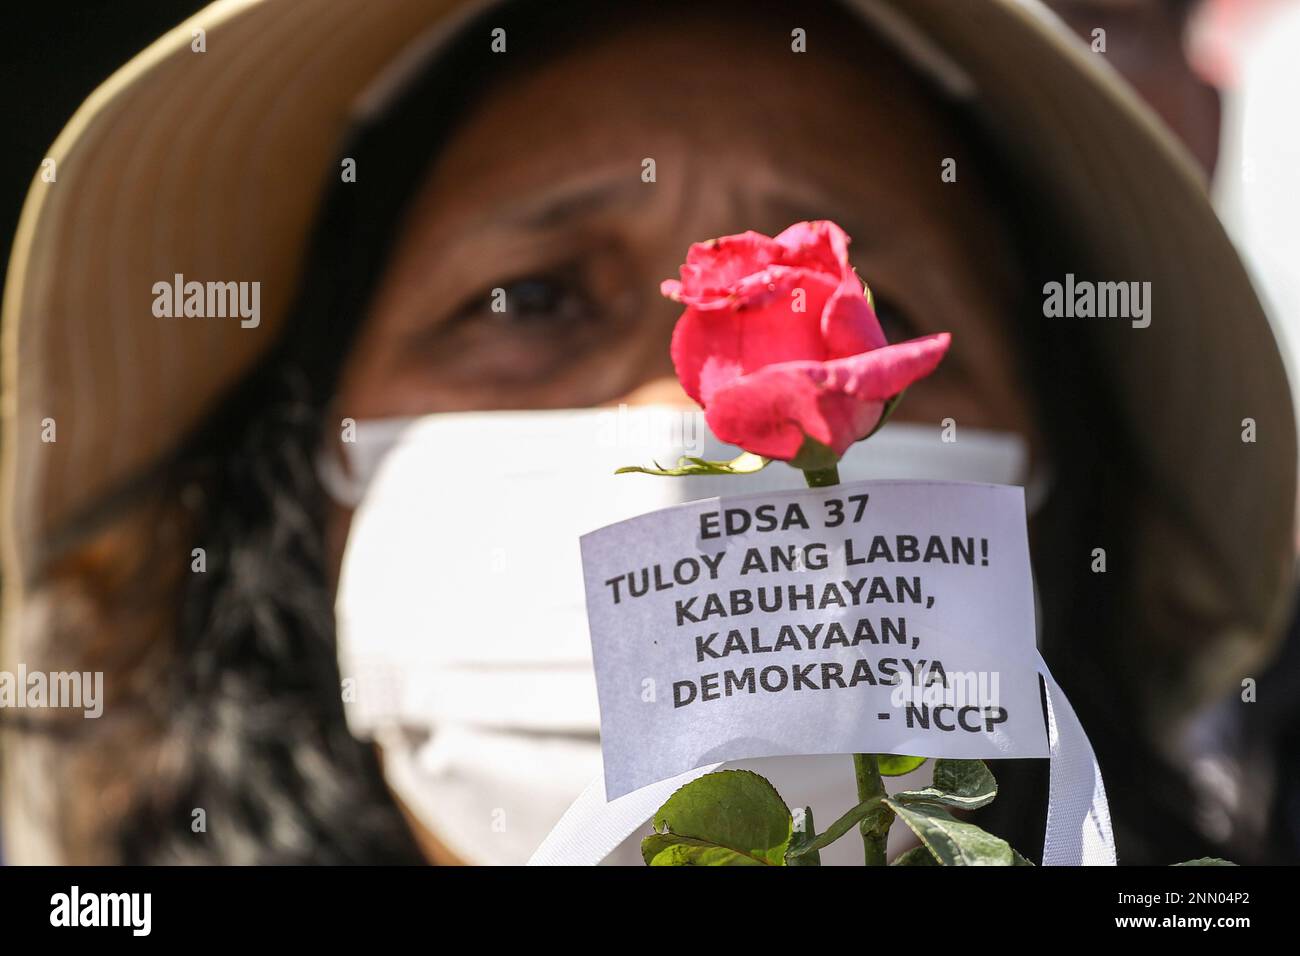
left=528, top=652, right=1116, bottom=866
left=1036, top=651, right=1116, bottom=865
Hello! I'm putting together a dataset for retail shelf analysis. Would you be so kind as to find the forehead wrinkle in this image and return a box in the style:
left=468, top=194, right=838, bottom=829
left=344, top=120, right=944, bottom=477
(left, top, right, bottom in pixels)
left=630, top=156, right=750, bottom=253
left=487, top=171, right=649, bottom=233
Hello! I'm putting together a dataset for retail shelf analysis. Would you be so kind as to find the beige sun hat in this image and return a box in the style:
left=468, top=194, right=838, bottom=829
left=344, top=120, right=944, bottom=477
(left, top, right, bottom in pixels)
left=2, top=0, right=1295, bottom=706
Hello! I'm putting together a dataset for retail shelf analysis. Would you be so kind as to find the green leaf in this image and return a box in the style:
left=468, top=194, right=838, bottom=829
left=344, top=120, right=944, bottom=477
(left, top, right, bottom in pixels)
left=1173, top=857, right=1237, bottom=866
left=892, top=758, right=998, bottom=811
left=786, top=806, right=821, bottom=866
left=884, top=798, right=1015, bottom=866
left=890, top=844, right=940, bottom=866
left=641, top=770, right=792, bottom=866
left=1012, top=849, right=1036, bottom=866
left=877, top=755, right=928, bottom=777
left=617, top=451, right=769, bottom=478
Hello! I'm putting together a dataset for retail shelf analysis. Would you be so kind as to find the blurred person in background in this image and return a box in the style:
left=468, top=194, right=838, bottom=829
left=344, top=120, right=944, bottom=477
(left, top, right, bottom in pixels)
left=1, top=0, right=1294, bottom=865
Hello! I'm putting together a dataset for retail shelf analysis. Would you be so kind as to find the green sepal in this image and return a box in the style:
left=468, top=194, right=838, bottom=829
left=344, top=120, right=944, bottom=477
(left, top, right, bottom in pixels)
left=617, top=451, right=770, bottom=478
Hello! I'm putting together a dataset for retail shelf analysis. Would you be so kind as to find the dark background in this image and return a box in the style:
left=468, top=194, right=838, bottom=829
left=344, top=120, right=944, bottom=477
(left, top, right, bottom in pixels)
left=1, top=2, right=208, bottom=271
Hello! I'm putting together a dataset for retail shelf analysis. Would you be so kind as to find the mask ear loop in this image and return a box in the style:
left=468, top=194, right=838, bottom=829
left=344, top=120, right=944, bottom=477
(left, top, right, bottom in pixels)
left=316, top=415, right=420, bottom=508
left=316, top=443, right=368, bottom=509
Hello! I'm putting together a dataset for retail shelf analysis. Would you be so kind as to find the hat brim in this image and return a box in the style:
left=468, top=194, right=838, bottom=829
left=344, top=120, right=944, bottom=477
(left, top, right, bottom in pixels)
left=2, top=0, right=1294, bottom=677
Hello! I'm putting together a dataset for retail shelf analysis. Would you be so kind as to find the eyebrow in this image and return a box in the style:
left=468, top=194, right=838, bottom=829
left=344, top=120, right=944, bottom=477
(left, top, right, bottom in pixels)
left=478, top=170, right=876, bottom=252
left=493, top=174, right=648, bottom=232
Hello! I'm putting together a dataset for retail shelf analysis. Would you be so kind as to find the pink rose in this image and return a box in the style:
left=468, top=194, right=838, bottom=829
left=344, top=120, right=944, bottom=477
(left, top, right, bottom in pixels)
left=662, top=220, right=950, bottom=465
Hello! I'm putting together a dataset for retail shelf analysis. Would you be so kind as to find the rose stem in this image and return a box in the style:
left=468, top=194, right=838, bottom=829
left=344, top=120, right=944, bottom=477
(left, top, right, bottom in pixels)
left=801, top=461, right=891, bottom=865
left=802, top=466, right=841, bottom=488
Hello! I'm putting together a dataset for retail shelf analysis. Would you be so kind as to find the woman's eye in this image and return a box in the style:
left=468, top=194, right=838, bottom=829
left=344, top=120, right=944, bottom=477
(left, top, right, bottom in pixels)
left=407, top=268, right=616, bottom=387
left=509, top=278, right=569, bottom=316
left=472, top=273, right=592, bottom=328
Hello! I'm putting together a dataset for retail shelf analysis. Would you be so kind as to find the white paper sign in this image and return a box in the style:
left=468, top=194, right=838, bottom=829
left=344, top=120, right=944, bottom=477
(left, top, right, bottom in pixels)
left=581, top=479, right=1051, bottom=800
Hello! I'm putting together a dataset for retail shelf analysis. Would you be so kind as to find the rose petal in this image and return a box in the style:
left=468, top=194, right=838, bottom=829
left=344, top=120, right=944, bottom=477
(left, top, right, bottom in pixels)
left=669, top=231, right=785, bottom=305
left=822, top=274, right=888, bottom=356
left=811, top=332, right=951, bottom=401
left=700, top=332, right=951, bottom=459
left=669, top=270, right=840, bottom=404
left=727, top=264, right=833, bottom=310
left=773, top=220, right=853, bottom=278
left=706, top=373, right=885, bottom=460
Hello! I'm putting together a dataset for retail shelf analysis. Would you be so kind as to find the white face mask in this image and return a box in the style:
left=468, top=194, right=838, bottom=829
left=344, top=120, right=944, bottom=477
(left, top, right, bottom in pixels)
left=329, top=407, right=1045, bottom=865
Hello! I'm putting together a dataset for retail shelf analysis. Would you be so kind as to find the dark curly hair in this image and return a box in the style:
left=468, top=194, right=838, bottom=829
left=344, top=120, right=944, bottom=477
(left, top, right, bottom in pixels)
left=110, top=0, right=538, bottom=864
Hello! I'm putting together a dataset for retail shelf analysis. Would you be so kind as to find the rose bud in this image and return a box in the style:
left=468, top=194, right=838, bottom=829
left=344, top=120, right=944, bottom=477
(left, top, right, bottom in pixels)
left=662, top=220, right=950, bottom=469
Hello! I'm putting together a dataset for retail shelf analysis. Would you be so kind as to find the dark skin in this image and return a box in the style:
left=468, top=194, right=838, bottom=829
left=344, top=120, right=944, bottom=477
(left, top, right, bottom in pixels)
left=327, top=12, right=1039, bottom=863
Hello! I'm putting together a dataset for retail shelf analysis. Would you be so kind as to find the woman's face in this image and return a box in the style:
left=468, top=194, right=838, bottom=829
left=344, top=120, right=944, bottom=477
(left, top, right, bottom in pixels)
left=328, top=12, right=1039, bottom=862
left=333, top=13, right=1035, bottom=437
